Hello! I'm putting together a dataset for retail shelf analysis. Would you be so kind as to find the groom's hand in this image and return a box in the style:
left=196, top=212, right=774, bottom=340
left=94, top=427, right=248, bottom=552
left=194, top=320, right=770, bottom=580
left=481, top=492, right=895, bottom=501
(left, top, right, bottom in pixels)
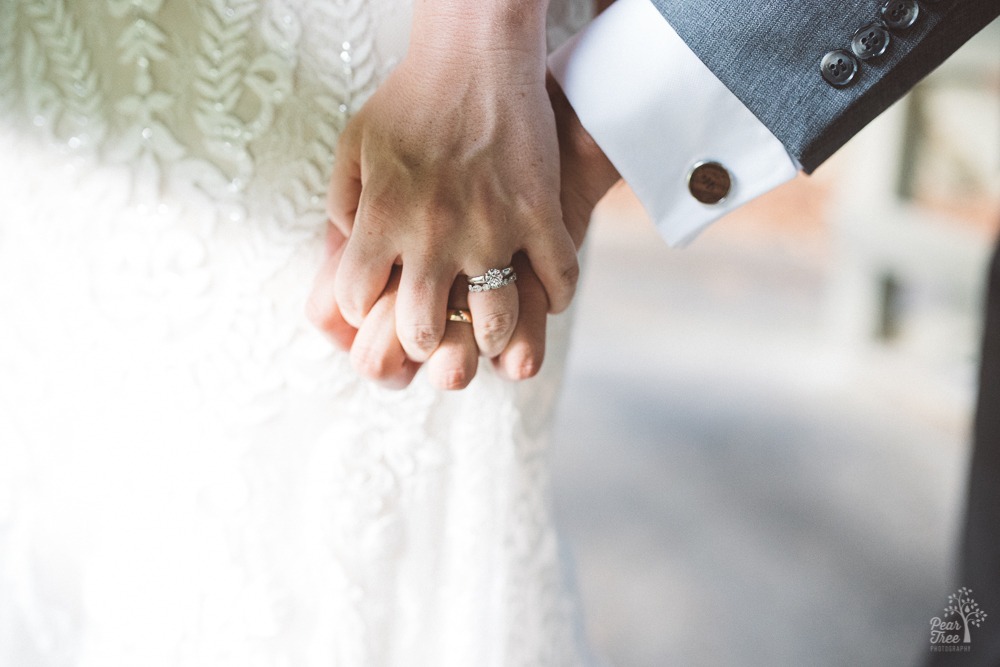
left=546, top=70, right=621, bottom=251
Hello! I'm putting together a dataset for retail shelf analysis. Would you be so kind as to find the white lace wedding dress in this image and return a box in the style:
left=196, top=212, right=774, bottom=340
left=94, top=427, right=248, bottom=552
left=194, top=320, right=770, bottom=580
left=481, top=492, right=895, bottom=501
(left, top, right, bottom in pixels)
left=0, top=1, right=596, bottom=665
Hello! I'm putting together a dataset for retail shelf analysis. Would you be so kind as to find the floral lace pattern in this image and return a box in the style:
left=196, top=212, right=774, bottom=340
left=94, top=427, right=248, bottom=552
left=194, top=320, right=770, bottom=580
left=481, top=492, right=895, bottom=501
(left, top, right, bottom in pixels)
left=0, top=1, right=594, bottom=664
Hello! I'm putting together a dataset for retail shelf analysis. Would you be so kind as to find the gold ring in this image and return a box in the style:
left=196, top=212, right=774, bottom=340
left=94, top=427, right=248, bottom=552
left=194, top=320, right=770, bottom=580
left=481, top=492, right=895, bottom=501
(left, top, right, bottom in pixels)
left=447, top=308, right=472, bottom=324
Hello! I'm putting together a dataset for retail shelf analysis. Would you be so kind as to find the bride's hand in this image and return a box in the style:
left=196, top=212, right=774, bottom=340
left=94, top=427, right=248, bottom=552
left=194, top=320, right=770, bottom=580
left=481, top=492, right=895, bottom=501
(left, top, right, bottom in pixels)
left=327, top=0, right=578, bottom=363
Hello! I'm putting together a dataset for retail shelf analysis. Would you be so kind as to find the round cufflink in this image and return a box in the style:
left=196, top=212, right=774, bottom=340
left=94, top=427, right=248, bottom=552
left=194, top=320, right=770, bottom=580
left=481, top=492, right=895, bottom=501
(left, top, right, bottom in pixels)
left=687, top=161, right=732, bottom=205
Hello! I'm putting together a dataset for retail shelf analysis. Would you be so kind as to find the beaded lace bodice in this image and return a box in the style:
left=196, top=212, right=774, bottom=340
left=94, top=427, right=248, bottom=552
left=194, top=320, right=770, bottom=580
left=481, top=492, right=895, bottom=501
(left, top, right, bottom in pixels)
left=0, top=1, right=594, bottom=664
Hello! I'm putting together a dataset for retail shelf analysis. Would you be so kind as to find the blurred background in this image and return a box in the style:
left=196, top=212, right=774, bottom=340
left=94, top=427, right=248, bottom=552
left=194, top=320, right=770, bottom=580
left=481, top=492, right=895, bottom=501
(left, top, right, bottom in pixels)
left=551, top=20, right=1000, bottom=667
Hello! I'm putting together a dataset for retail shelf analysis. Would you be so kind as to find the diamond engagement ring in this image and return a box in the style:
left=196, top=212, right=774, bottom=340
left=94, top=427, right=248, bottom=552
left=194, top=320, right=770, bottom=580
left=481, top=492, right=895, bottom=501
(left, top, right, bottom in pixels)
left=467, top=267, right=517, bottom=293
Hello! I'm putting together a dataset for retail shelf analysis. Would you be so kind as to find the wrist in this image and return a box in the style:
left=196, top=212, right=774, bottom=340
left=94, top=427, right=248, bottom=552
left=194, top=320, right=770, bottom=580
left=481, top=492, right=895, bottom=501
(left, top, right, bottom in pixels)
left=410, top=0, right=549, bottom=69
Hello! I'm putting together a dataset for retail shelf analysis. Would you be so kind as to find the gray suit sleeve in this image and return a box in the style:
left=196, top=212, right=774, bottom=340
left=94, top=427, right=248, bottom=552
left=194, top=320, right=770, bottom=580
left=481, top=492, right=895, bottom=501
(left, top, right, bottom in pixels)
left=649, top=1, right=999, bottom=172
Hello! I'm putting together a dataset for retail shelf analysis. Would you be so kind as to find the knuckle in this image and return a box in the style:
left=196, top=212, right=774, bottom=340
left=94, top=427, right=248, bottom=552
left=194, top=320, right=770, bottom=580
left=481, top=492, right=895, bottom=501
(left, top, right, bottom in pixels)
left=509, top=347, right=544, bottom=380
left=477, top=312, right=516, bottom=344
left=514, top=358, right=542, bottom=380
left=559, top=258, right=580, bottom=289
left=546, top=260, right=580, bottom=313
left=434, top=366, right=472, bottom=391
left=515, top=356, right=542, bottom=380
left=351, top=346, right=395, bottom=381
left=404, top=323, right=443, bottom=354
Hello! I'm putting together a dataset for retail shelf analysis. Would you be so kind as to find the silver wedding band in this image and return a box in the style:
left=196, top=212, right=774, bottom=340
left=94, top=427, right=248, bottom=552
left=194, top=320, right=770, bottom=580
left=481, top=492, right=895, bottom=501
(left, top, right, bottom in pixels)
left=467, top=266, right=517, bottom=293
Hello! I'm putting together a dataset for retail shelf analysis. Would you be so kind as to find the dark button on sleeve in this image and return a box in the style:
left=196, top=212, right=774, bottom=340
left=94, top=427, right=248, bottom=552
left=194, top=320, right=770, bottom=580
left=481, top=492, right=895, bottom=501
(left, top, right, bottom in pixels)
left=820, top=49, right=859, bottom=87
left=687, top=162, right=732, bottom=205
left=880, top=0, right=920, bottom=30
left=851, top=23, right=891, bottom=60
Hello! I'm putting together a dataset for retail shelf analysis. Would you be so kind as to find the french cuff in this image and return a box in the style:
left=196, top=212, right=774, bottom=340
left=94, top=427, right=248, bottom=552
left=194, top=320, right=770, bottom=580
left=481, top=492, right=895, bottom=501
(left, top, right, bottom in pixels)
left=548, top=0, right=799, bottom=246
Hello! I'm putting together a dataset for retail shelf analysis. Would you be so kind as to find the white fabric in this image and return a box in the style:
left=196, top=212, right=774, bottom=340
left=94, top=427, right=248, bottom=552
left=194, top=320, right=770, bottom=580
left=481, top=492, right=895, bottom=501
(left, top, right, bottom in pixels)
left=549, top=0, right=800, bottom=246
left=0, top=1, right=596, bottom=665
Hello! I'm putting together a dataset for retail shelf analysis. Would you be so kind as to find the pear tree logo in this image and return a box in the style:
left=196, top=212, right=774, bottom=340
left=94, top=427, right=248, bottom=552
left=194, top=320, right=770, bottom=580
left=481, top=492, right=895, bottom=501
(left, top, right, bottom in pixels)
left=929, top=587, right=988, bottom=653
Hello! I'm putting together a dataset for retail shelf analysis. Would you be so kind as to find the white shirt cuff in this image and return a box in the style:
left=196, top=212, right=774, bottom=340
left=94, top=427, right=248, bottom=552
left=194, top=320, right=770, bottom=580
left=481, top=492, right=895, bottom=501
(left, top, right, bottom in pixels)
left=549, top=0, right=799, bottom=246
